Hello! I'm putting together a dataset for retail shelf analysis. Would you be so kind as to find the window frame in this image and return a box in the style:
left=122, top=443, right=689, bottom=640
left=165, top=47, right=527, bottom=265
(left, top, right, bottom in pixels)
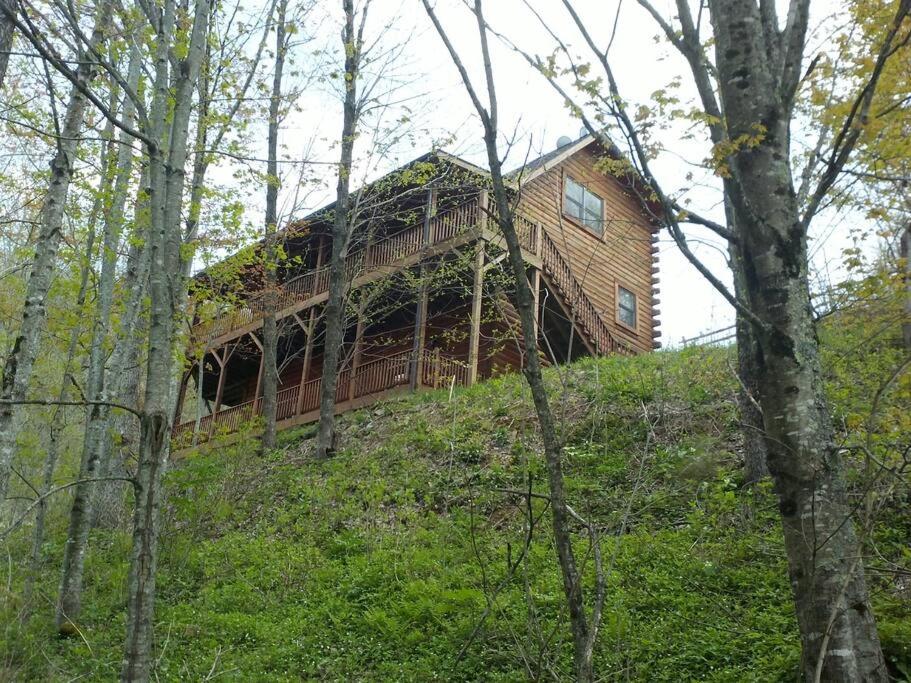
left=563, top=174, right=605, bottom=235
left=615, top=283, right=638, bottom=332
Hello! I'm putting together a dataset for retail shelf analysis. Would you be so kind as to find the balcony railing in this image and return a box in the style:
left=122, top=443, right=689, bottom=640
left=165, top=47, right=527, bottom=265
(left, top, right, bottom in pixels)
left=172, top=349, right=470, bottom=447
left=194, top=198, right=542, bottom=343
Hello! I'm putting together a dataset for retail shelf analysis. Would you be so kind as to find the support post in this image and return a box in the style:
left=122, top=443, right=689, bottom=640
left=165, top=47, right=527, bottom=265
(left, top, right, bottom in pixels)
left=209, top=346, right=229, bottom=438
left=531, top=267, right=541, bottom=344
left=433, top=347, right=441, bottom=389
left=250, top=332, right=264, bottom=414
left=411, top=187, right=436, bottom=390
left=350, top=295, right=367, bottom=400
left=467, top=239, right=485, bottom=385
left=295, top=236, right=325, bottom=414
left=296, top=309, right=316, bottom=414
left=478, top=189, right=488, bottom=231
left=173, top=367, right=191, bottom=426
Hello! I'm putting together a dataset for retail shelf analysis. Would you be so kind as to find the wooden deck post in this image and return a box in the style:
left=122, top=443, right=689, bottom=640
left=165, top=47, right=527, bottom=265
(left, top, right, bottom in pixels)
left=468, top=239, right=485, bottom=385
left=350, top=295, right=367, bottom=400
left=411, top=187, right=436, bottom=390
left=209, top=345, right=230, bottom=438
left=173, top=367, right=192, bottom=426
left=478, top=189, right=488, bottom=232
left=250, top=332, right=264, bottom=414
left=531, top=267, right=541, bottom=342
left=295, top=236, right=325, bottom=414
left=433, top=347, right=441, bottom=389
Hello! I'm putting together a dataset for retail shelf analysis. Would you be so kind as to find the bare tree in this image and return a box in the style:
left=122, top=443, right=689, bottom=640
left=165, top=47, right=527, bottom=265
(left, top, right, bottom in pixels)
left=0, top=0, right=12, bottom=89
left=518, top=0, right=910, bottom=678
left=260, top=0, right=290, bottom=451
left=422, top=1, right=604, bottom=679
left=56, top=45, right=141, bottom=634
left=314, top=0, right=370, bottom=459
left=0, top=0, right=112, bottom=507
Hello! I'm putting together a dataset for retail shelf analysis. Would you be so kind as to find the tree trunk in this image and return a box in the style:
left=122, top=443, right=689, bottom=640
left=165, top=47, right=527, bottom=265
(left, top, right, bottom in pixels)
left=23, top=189, right=100, bottom=616
left=121, top=0, right=209, bottom=677
left=901, top=222, right=910, bottom=352
left=728, top=240, right=768, bottom=484
left=0, top=4, right=110, bottom=507
left=315, top=0, right=360, bottom=460
left=57, top=49, right=140, bottom=633
left=260, top=0, right=288, bottom=452
left=0, top=0, right=13, bottom=90
left=711, top=2, right=887, bottom=678
left=97, top=168, right=152, bottom=524
left=421, top=1, right=600, bottom=677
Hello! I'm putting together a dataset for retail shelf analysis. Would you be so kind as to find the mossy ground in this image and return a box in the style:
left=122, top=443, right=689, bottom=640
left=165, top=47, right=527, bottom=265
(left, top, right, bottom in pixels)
left=3, top=334, right=909, bottom=681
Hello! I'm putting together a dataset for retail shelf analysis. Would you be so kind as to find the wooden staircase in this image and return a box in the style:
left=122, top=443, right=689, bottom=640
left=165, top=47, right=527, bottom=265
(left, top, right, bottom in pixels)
left=538, top=230, right=629, bottom=356
left=493, top=292, right=551, bottom=368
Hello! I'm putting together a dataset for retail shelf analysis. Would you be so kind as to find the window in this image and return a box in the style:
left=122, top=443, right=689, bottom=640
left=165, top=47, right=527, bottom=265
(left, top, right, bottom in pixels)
left=617, top=286, right=637, bottom=329
left=564, top=176, right=604, bottom=233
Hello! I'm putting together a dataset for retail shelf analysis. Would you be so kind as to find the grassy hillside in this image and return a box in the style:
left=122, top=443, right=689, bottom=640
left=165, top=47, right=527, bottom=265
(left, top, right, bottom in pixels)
left=3, top=336, right=910, bottom=680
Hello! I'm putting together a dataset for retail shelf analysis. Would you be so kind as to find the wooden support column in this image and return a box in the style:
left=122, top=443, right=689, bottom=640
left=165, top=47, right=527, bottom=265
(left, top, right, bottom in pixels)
left=173, top=367, right=192, bottom=426
left=468, top=239, right=486, bottom=385
left=349, top=295, right=367, bottom=400
left=295, top=236, right=325, bottom=414
left=411, top=285, right=430, bottom=389
left=478, top=189, right=488, bottom=230
left=249, top=332, right=264, bottom=414
left=209, top=345, right=230, bottom=438
left=531, top=267, right=541, bottom=342
left=411, top=186, right=436, bottom=390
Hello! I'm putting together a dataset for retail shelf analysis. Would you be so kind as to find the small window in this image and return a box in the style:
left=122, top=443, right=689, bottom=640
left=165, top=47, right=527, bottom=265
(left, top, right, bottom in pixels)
left=564, top=176, right=604, bottom=233
left=617, top=286, right=637, bottom=329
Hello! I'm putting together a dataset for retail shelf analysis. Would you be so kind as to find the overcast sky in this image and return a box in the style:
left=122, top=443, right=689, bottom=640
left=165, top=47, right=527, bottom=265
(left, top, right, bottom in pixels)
left=206, top=0, right=852, bottom=347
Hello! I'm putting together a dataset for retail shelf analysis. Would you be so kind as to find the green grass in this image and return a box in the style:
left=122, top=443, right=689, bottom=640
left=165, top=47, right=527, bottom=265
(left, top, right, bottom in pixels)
left=3, top=340, right=909, bottom=681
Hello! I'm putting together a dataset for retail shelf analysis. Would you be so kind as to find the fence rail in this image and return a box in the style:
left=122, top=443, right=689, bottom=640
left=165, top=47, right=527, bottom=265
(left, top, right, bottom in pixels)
left=172, top=349, right=471, bottom=447
left=195, top=200, right=486, bottom=341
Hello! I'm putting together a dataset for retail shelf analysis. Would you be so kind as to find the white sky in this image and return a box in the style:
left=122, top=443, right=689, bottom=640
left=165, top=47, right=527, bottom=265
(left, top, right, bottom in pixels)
left=204, top=0, right=854, bottom=347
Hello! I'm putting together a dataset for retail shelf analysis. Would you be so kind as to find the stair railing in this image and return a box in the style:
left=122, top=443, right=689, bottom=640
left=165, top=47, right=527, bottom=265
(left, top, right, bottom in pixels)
left=538, top=231, right=627, bottom=356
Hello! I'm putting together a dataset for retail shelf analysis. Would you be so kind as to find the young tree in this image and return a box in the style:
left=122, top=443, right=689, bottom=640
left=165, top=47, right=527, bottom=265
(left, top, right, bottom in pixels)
left=314, top=0, right=369, bottom=459
left=518, top=0, right=910, bottom=678
left=0, top=0, right=112, bottom=507
left=422, top=2, right=605, bottom=679
left=56, top=45, right=141, bottom=634
left=260, top=0, right=290, bottom=451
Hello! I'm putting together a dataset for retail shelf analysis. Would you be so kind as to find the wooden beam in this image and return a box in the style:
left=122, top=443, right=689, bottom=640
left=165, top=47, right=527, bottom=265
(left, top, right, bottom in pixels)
left=295, top=236, right=325, bottom=415
left=349, top=296, right=367, bottom=400
left=531, top=267, right=541, bottom=343
left=296, top=309, right=317, bottom=414
left=410, top=187, right=436, bottom=390
left=173, top=366, right=192, bottom=426
left=468, top=239, right=485, bottom=385
left=209, top=346, right=228, bottom=438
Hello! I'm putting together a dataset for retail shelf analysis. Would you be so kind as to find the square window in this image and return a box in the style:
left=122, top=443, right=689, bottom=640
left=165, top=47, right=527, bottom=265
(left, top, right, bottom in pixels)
left=564, top=176, right=604, bottom=234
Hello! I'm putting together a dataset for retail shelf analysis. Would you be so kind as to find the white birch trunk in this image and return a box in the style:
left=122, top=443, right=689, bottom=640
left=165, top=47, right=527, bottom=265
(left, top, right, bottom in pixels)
left=120, top=0, right=210, bottom=677
left=57, top=47, right=141, bottom=633
left=0, top=4, right=111, bottom=506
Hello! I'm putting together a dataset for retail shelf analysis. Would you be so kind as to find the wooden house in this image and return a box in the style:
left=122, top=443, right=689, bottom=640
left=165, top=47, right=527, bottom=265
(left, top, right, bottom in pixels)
left=172, top=135, right=661, bottom=445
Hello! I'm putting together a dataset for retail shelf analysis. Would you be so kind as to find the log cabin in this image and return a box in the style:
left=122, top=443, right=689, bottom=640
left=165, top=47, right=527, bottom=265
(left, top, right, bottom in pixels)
left=172, top=134, right=661, bottom=445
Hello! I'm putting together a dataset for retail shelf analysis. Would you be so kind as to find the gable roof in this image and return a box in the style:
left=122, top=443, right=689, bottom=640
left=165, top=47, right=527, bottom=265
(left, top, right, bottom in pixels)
left=507, top=134, right=597, bottom=183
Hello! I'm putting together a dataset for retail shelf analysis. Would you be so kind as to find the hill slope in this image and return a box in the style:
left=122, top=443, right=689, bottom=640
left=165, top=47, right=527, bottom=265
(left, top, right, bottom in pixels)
left=4, top=343, right=910, bottom=681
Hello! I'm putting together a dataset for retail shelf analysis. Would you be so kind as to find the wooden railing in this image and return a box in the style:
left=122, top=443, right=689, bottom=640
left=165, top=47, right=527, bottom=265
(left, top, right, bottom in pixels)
left=195, top=200, right=485, bottom=341
left=539, top=231, right=628, bottom=356
left=173, top=349, right=470, bottom=447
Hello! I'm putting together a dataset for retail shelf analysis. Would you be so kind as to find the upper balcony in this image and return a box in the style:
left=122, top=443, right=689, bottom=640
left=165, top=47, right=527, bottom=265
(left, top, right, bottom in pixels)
left=192, top=195, right=543, bottom=347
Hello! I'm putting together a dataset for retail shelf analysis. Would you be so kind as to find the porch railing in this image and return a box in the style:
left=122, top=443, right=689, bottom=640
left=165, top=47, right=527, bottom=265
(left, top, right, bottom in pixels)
left=195, top=200, right=488, bottom=341
left=172, top=349, right=470, bottom=447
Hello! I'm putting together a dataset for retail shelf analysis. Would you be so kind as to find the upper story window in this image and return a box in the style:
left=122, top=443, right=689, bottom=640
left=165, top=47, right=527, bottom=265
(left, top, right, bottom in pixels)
left=617, top=285, right=637, bottom=329
left=564, top=176, right=604, bottom=233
